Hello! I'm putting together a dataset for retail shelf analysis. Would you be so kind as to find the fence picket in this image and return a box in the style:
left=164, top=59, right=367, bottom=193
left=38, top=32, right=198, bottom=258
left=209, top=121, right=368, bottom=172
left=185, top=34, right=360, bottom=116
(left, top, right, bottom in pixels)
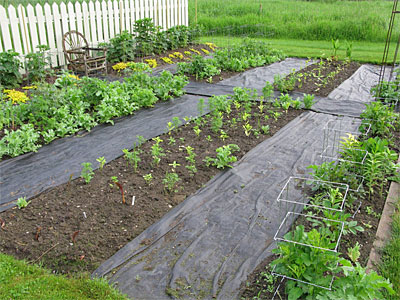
left=7, top=6, right=22, bottom=55
left=75, top=2, right=83, bottom=34
left=102, top=0, right=109, bottom=41
left=0, top=5, right=12, bottom=51
left=0, top=0, right=188, bottom=68
left=113, top=0, right=120, bottom=34
left=95, top=1, right=103, bottom=43
left=107, top=0, right=115, bottom=37
left=161, top=0, right=166, bottom=30
left=88, top=1, right=97, bottom=43
left=44, top=3, right=58, bottom=66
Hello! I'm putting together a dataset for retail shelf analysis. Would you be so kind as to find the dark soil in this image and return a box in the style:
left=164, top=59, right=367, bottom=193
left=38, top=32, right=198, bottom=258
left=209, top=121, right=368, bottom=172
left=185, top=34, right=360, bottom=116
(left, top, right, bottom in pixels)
left=282, top=59, right=361, bottom=97
left=0, top=102, right=302, bottom=275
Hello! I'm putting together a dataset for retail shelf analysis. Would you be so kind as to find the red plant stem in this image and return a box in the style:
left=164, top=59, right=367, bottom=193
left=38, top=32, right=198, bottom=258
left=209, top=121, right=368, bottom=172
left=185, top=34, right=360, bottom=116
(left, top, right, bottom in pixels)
left=114, top=182, right=125, bottom=204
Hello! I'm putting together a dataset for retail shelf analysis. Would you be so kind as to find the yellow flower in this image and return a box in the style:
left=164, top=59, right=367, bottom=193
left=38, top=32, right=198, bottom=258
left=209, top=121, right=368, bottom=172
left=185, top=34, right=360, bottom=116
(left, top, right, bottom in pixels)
left=169, top=53, right=176, bottom=59
left=145, top=59, right=158, bottom=68
left=3, top=89, right=29, bottom=104
left=340, top=133, right=359, bottom=148
left=112, top=62, right=129, bottom=72
left=22, top=85, right=38, bottom=90
left=190, top=48, right=201, bottom=55
left=205, top=42, right=217, bottom=51
left=184, top=51, right=192, bottom=56
left=173, top=52, right=184, bottom=59
left=161, top=57, right=173, bottom=64
left=68, top=74, right=80, bottom=80
left=201, top=48, right=210, bottom=55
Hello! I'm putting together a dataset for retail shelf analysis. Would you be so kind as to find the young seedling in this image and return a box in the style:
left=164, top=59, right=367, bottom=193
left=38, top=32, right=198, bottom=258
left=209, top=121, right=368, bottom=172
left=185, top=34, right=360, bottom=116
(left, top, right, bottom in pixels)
left=143, top=173, right=153, bottom=185
left=261, top=125, right=270, bottom=134
left=81, top=162, right=94, bottom=184
left=185, top=145, right=197, bottom=176
left=204, top=144, right=240, bottom=169
left=172, top=116, right=182, bottom=130
left=262, top=82, right=274, bottom=101
left=168, top=137, right=176, bottom=145
left=243, top=123, right=253, bottom=137
left=163, top=171, right=181, bottom=193
left=220, top=130, right=229, bottom=141
left=96, top=156, right=106, bottom=169
left=303, top=94, right=315, bottom=109
left=206, top=135, right=212, bottom=142
left=169, top=161, right=181, bottom=172
left=151, top=137, right=166, bottom=166
left=16, top=196, right=30, bottom=209
left=198, top=98, right=205, bottom=115
left=193, top=126, right=201, bottom=137
left=122, top=148, right=141, bottom=172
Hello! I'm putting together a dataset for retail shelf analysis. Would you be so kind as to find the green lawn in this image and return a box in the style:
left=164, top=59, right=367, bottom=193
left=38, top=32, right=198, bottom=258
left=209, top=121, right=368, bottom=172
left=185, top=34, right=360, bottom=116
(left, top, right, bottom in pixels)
left=189, top=0, right=397, bottom=43
left=379, top=198, right=400, bottom=299
left=199, top=36, right=394, bottom=64
left=0, top=253, right=127, bottom=300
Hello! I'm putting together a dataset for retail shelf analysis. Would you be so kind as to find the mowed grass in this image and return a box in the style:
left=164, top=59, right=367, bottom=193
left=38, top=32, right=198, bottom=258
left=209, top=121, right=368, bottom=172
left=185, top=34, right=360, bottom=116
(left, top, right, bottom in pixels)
left=379, top=199, right=400, bottom=299
left=200, top=36, right=395, bottom=64
left=189, top=0, right=398, bottom=43
left=0, top=253, right=128, bottom=300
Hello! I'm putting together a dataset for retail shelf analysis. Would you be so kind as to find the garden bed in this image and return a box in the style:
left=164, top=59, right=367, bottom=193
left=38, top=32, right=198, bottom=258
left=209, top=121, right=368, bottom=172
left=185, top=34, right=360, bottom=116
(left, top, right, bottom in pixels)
left=275, top=59, right=361, bottom=97
left=0, top=97, right=302, bottom=275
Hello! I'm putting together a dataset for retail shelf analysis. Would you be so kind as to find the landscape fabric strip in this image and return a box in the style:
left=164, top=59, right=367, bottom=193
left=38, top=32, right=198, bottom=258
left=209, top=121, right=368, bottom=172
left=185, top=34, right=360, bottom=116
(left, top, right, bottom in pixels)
left=0, top=95, right=207, bottom=212
left=93, top=112, right=361, bottom=300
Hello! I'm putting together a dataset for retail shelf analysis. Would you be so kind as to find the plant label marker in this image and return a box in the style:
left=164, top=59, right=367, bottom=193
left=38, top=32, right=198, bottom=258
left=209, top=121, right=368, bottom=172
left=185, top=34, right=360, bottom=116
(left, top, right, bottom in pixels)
left=132, top=196, right=135, bottom=206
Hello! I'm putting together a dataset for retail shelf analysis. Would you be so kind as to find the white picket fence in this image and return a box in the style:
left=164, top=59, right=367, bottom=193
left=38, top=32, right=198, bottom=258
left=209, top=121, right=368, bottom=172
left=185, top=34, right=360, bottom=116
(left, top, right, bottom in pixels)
left=0, top=0, right=188, bottom=68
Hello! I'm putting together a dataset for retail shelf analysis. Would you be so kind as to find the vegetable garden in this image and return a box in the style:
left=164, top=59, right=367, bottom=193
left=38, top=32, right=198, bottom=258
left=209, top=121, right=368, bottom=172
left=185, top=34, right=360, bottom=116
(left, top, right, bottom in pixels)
left=0, top=9, right=400, bottom=300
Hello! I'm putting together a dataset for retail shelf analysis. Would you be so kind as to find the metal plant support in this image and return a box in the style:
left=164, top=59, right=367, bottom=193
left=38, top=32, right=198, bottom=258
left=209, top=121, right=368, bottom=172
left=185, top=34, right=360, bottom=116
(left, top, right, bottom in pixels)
left=377, top=0, right=400, bottom=104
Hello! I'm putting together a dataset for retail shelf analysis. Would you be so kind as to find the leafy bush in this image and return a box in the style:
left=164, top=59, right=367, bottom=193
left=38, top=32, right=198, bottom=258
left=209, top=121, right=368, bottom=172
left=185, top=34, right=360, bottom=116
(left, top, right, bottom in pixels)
left=177, top=55, right=221, bottom=80
left=24, top=45, right=51, bottom=83
left=204, top=144, right=240, bottom=169
left=0, top=50, right=22, bottom=88
left=105, top=31, right=136, bottom=62
left=133, top=18, right=157, bottom=55
left=0, top=124, right=40, bottom=158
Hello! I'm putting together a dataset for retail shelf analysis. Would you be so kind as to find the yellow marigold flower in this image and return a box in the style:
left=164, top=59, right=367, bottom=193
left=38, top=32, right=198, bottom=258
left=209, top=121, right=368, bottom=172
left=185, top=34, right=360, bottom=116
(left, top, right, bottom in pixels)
left=3, top=89, right=29, bottom=104
left=201, top=48, right=210, bottom=55
left=145, top=59, right=158, bottom=68
left=161, top=57, right=173, bottom=64
left=190, top=48, right=201, bottom=55
left=169, top=53, right=176, bottom=59
left=173, top=52, right=184, bottom=59
left=68, top=74, right=80, bottom=80
left=112, top=62, right=128, bottom=72
left=22, top=85, right=38, bottom=90
left=184, top=51, right=192, bottom=56
left=205, top=42, right=217, bottom=51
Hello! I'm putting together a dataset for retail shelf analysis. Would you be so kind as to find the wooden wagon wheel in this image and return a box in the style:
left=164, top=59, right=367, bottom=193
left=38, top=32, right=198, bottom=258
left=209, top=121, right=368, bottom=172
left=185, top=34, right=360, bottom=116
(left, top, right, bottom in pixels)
left=62, top=30, right=89, bottom=64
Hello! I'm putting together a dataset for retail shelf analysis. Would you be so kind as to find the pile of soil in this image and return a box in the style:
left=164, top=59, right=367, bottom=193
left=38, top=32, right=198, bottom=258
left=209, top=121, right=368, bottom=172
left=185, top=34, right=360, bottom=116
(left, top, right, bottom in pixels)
left=0, top=102, right=302, bottom=275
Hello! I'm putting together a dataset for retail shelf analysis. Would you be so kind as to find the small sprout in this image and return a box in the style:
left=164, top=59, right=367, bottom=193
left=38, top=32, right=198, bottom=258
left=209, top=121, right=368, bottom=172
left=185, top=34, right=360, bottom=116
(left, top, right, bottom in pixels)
left=168, top=137, right=176, bottom=145
left=143, top=173, right=153, bottom=185
left=96, top=156, right=106, bottom=169
left=163, top=172, right=181, bottom=193
left=206, top=135, right=212, bottom=142
left=220, top=130, right=229, bottom=141
left=243, top=123, right=253, bottom=137
left=80, top=162, right=94, bottom=184
left=109, top=176, right=119, bottom=187
left=169, top=161, right=181, bottom=172
left=16, top=197, right=31, bottom=209
left=193, top=126, right=201, bottom=137
left=261, top=125, right=270, bottom=134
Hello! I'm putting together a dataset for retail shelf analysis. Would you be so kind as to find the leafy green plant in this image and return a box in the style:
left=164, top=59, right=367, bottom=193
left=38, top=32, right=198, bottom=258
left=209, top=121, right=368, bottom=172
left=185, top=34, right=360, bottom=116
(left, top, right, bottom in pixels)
left=80, top=162, right=94, bottom=184
left=133, top=18, right=157, bottom=55
left=0, top=124, right=40, bottom=159
left=143, top=173, right=153, bottom=185
left=16, top=196, right=30, bottom=209
left=96, top=156, right=106, bottom=169
left=151, top=137, right=165, bottom=166
left=163, top=171, right=181, bottom=193
left=0, top=50, right=22, bottom=88
left=303, top=94, right=315, bottom=109
left=105, top=30, right=135, bottom=62
left=177, top=55, right=221, bottom=80
left=185, top=145, right=197, bottom=175
left=24, top=45, right=51, bottom=83
left=331, top=38, right=340, bottom=60
left=204, top=144, right=240, bottom=169
left=122, top=148, right=141, bottom=172
left=360, top=101, right=398, bottom=137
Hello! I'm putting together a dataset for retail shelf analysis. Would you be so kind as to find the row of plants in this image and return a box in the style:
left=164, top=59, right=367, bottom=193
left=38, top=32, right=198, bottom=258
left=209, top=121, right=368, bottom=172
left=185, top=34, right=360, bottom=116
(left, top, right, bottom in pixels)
left=244, top=99, right=400, bottom=299
left=78, top=86, right=309, bottom=192
left=176, top=39, right=285, bottom=82
left=102, top=18, right=202, bottom=62
left=0, top=66, right=188, bottom=159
